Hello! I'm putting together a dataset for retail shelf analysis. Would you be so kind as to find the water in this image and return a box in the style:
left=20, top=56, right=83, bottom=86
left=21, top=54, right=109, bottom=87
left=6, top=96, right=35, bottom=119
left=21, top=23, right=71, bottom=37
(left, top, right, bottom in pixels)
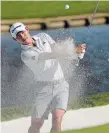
left=1, top=25, right=109, bottom=107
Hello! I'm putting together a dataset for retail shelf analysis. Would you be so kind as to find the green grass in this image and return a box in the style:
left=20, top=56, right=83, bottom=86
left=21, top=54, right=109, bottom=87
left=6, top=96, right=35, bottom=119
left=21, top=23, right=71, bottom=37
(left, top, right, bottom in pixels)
left=1, top=92, right=109, bottom=121
left=61, top=124, right=109, bottom=133
left=1, top=105, right=31, bottom=121
left=69, top=92, right=109, bottom=109
left=1, top=1, right=109, bottom=19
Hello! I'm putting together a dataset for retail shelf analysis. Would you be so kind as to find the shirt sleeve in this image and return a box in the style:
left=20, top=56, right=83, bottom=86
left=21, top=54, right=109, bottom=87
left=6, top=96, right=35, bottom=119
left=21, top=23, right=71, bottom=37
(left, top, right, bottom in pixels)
left=21, top=49, right=39, bottom=63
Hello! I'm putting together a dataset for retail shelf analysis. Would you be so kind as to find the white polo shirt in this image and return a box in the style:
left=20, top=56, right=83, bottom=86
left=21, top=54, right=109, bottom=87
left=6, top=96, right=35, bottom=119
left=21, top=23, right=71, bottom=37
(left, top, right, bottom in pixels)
left=21, top=33, right=64, bottom=82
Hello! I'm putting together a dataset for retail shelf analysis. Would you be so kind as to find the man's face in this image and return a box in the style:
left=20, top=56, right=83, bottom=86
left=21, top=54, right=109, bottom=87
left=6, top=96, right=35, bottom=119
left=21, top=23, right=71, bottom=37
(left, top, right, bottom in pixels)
left=16, top=29, right=32, bottom=45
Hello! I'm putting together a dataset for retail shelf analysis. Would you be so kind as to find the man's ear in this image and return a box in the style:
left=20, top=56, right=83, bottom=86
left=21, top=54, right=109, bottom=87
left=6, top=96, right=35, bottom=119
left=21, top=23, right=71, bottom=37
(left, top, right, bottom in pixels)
left=25, top=27, right=29, bottom=32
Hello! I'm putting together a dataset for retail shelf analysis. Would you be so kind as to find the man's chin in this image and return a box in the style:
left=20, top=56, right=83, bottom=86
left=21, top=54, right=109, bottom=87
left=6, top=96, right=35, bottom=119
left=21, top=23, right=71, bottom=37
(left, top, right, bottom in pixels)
left=24, top=41, right=31, bottom=45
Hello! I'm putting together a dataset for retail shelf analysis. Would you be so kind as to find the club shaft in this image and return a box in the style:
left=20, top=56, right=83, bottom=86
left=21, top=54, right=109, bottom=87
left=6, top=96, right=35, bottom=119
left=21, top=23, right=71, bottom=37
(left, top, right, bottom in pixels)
left=84, top=0, right=100, bottom=43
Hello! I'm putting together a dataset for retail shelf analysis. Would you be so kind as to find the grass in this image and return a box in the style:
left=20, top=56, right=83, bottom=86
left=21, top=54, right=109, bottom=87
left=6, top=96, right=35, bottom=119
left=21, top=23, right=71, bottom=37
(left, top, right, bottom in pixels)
left=1, top=92, right=109, bottom=121
left=61, top=124, right=109, bottom=133
left=69, top=92, right=109, bottom=109
left=1, top=105, right=32, bottom=121
left=1, top=1, right=109, bottom=19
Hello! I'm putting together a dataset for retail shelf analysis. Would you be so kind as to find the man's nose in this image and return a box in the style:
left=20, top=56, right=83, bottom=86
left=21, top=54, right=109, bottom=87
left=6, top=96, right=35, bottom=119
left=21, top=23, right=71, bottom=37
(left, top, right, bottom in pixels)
left=19, top=32, right=25, bottom=38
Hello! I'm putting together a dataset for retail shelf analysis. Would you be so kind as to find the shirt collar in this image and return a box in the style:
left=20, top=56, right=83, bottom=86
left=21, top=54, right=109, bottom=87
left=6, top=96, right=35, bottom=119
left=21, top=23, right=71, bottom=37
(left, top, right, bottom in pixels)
left=21, top=36, right=36, bottom=50
left=21, top=44, right=31, bottom=50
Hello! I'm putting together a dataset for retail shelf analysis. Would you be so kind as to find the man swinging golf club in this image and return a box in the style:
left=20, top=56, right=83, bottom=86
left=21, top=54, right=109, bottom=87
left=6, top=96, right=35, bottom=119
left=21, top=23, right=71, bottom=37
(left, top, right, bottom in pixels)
left=10, top=22, right=86, bottom=133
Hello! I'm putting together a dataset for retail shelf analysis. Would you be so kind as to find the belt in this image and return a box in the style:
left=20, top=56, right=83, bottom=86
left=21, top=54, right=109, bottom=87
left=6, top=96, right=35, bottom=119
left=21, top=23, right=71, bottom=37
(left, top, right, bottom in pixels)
left=36, top=78, right=65, bottom=85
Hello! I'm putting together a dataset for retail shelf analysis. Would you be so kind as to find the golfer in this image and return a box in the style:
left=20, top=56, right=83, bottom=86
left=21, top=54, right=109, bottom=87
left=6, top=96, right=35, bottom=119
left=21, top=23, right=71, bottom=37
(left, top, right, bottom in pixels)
left=10, top=22, right=86, bottom=133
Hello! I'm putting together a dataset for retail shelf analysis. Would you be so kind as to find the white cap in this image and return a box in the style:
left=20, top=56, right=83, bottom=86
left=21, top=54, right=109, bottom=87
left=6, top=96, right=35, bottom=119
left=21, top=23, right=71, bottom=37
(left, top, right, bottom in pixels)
left=10, top=22, right=26, bottom=39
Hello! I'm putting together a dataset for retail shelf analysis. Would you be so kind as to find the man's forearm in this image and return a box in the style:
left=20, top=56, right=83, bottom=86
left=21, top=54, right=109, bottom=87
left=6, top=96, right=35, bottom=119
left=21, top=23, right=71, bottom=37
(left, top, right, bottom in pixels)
left=38, top=52, right=66, bottom=62
left=37, top=42, right=83, bottom=63
left=38, top=50, right=78, bottom=63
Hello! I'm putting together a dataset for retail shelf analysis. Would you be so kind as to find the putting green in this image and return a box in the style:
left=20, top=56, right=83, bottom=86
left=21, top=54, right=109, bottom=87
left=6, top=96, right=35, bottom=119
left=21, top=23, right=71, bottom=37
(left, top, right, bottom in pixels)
left=61, top=124, right=109, bottom=133
left=1, top=1, right=109, bottom=19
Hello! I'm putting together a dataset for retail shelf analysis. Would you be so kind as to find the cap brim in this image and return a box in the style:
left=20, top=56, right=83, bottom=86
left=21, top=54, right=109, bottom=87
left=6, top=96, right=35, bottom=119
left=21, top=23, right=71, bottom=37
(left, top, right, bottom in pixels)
left=12, top=26, right=26, bottom=39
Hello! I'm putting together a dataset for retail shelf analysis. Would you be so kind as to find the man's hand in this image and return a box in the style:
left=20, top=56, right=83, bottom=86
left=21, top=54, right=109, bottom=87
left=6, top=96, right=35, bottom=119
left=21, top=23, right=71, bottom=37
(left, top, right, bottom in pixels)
left=76, top=43, right=86, bottom=54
